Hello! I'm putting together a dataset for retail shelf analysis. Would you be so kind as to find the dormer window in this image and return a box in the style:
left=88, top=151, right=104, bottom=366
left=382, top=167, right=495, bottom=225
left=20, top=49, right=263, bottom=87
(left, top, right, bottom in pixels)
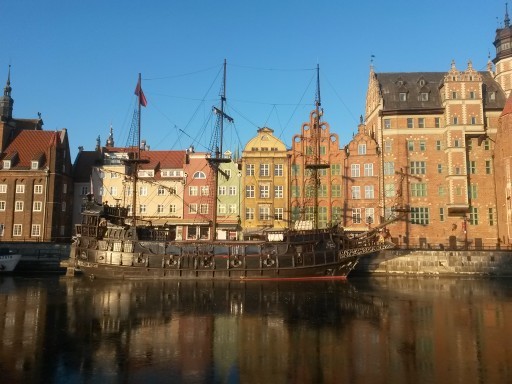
left=3, top=160, right=11, bottom=169
left=399, top=92, right=407, bottom=101
left=489, top=92, right=496, bottom=101
left=31, top=161, right=39, bottom=170
left=420, top=92, right=429, bottom=101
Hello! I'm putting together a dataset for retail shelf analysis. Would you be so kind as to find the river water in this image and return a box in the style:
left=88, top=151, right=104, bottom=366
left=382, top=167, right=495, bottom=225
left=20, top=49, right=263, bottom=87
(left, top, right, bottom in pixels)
left=1, top=275, right=511, bottom=384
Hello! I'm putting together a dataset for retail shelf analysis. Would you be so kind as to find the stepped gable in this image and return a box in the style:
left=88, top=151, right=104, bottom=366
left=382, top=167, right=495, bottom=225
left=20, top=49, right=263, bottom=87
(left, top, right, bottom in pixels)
left=1, top=129, right=59, bottom=169
left=375, top=71, right=506, bottom=111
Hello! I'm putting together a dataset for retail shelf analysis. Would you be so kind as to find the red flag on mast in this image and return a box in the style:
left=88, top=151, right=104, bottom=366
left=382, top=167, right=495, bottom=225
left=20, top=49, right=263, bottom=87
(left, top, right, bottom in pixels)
left=134, top=78, right=147, bottom=107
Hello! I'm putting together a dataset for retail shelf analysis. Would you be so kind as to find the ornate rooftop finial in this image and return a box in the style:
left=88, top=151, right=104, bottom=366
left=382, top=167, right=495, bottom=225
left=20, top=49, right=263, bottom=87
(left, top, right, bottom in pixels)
left=4, top=65, right=11, bottom=97
left=106, top=124, right=114, bottom=147
left=451, top=59, right=456, bottom=70
left=505, top=3, right=510, bottom=28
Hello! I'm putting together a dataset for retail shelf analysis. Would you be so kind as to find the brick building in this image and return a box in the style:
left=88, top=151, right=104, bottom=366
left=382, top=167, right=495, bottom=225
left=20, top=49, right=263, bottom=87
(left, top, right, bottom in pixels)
left=0, top=69, right=73, bottom=242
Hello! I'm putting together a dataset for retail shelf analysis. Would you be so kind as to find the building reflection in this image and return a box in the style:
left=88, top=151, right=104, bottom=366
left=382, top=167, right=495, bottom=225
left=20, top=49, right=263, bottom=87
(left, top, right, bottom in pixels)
left=1, top=276, right=512, bottom=383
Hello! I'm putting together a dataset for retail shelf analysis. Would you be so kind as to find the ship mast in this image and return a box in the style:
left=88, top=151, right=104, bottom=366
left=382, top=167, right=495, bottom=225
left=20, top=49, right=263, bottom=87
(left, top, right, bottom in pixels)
left=209, top=59, right=233, bottom=240
left=305, top=64, right=329, bottom=230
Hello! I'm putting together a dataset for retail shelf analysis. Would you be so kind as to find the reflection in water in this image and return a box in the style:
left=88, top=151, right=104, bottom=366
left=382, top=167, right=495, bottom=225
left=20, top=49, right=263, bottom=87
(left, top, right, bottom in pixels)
left=1, top=276, right=512, bottom=383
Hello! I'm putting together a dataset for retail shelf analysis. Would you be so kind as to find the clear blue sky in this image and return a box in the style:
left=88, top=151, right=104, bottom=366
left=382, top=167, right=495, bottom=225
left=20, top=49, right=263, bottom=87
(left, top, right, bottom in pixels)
left=1, top=1, right=505, bottom=160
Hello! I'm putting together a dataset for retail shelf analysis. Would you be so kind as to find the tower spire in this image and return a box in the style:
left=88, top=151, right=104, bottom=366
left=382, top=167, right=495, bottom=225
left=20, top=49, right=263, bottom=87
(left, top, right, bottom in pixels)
left=315, top=63, right=321, bottom=108
left=506, top=3, right=510, bottom=28
left=0, top=65, right=13, bottom=120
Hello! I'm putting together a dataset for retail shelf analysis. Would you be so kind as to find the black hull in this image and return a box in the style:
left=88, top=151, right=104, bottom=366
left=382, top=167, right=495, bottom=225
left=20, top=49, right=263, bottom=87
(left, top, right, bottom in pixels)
left=75, top=253, right=360, bottom=280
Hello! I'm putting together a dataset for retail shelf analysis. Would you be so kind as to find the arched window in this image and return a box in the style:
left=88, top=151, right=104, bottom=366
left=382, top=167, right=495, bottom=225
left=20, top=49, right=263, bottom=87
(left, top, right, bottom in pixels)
left=193, top=171, right=206, bottom=179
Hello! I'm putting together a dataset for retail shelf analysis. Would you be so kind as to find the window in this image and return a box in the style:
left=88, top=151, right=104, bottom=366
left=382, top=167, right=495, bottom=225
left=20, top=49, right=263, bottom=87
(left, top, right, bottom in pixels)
left=351, top=164, right=360, bottom=177
left=274, top=164, right=283, bottom=176
left=420, top=92, right=429, bottom=101
left=471, top=116, right=477, bottom=125
left=485, top=160, right=492, bottom=174
left=291, top=185, right=300, bottom=198
left=127, top=205, right=132, bottom=215
left=331, top=164, right=341, bottom=175
left=352, top=208, right=362, bottom=224
left=275, top=208, right=284, bottom=221
left=438, top=186, right=445, bottom=196
left=410, top=207, right=429, bottom=225
left=454, top=139, right=460, bottom=147
left=31, top=160, right=39, bottom=170
left=189, top=204, right=198, bottom=214
left=274, top=185, right=283, bottom=198
left=366, top=208, right=375, bottom=225
left=218, top=186, right=227, bottom=196
left=408, top=140, right=414, bottom=151
left=437, top=164, right=443, bottom=174
left=228, top=204, right=237, bottom=214
left=467, top=139, right=473, bottom=150
left=245, top=208, right=254, bottom=220
left=384, top=141, right=392, bottom=153
left=218, top=204, right=227, bottom=214
left=484, top=140, right=490, bottom=150
left=384, top=119, right=391, bottom=129
left=436, top=140, right=442, bottom=150
left=80, top=186, right=88, bottom=195
left=452, top=91, right=457, bottom=99
left=259, top=185, right=270, bottom=198
left=469, top=91, right=475, bottom=99
left=157, top=205, right=164, bottom=213
left=453, top=117, right=458, bottom=125
left=199, top=204, right=208, bottom=214
left=246, top=185, right=255, bottom=198
left=259, top=164, right=270, bottom=177
left=351, top=186, right=361, bottom=199
left=365, top=185, right=374, bottom=199
left=469, top=207, right=479, bottom=225
left=193, top=171, right=206, bottom=179
left=358, top=144, right=366, bottom=155
left=418, top=118, right=425, bottom=128
left=33, top=201, right=42, bottom=211
left=332, top=206, right=343, bottom=222
left=364, top=163, right=374, bottom=176
left=332, top=184, right=341, bottom=197
left=407, top=118, right=413, bottom=128
left=490, top=91, right=496, bottom=101
left=488, top=208, right=495, bottom=226
left=411, top=183, right=427, bottom=197
left=228, top=186, right=237, bottom=195
left=158, top=186, right=166, bottom=196
left=110, top=187, right=117, bottom=196
left=200, top=186, right=209, bottom=196
left=16, top=184, right=25, bottom=194
left=384, top=183, right=395, bottom=197
left=139, top=186, right=148, bottom=196
left=384, top=162, right=395, bottom=175
left=246, top=164, right=255, bottom=176
left=469, top=184, right=478, bottom=199
left=15, top=201, right=23, bottom=211
left=399, top=92, right=407, bottom=101
left=318, top=185, right=327, bottom=198
left=125, top=186, right=131, bottom=196
left=0, top=223, right=3, bottom=236
left=189, top=186, right=198, bottom=196
left=3, top=160, right=11, bottom=169
left=169, top=205, right=176, bottom=213
left=259, top=206, right=270, bottom=221
left=410, top=161, right=426, bottom=175
left=435, top=117, right=440, bottom=128
left=419, top=141, right=426, bottom=151
left=469, top=161, right=476, bottom=174
left=139, top=205, right=146, bottom=214
left=0, top=201, right=5, bottom=211
left=31, top=224, right=41, bottom=237
left=291, top=164, right=300, bottom=176
left=224, top=169, right=231, bottom=179
left=455, top=186, right=462, bottom=196
left=13, top=224, right=22, bottom=236
left=439, top=208, right=445, bottom=222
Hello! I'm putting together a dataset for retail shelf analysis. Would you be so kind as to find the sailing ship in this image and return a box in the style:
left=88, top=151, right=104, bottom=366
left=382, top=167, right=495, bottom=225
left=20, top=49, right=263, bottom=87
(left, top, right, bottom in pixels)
left=69, top=62, right=394, bottom=280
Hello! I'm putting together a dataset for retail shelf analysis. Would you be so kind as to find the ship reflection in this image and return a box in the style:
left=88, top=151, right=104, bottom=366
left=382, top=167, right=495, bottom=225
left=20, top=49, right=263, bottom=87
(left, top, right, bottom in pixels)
left=61, top=279, right=382, bottom=383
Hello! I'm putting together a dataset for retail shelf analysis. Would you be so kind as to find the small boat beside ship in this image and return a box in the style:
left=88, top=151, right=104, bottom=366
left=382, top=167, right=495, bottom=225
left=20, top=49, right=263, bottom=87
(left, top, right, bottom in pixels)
left=68, top=63, right=395, bottom=280
left=0, top=248, right=21, bottom=273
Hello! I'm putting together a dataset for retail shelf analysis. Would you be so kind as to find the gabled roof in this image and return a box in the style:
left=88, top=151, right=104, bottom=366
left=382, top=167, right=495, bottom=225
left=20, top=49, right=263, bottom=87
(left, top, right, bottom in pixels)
left=375, top=71, right=506, bottom=112
left=73, top=150, right=102, bottom=182
left=1, top=130, right=59, bottom=170
left=138, top=150, right=186, bottom=170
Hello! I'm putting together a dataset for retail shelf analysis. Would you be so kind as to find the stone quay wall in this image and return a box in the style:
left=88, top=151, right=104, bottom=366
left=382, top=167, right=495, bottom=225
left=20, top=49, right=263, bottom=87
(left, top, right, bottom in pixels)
left=354, top=249, right=512, bottom=277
